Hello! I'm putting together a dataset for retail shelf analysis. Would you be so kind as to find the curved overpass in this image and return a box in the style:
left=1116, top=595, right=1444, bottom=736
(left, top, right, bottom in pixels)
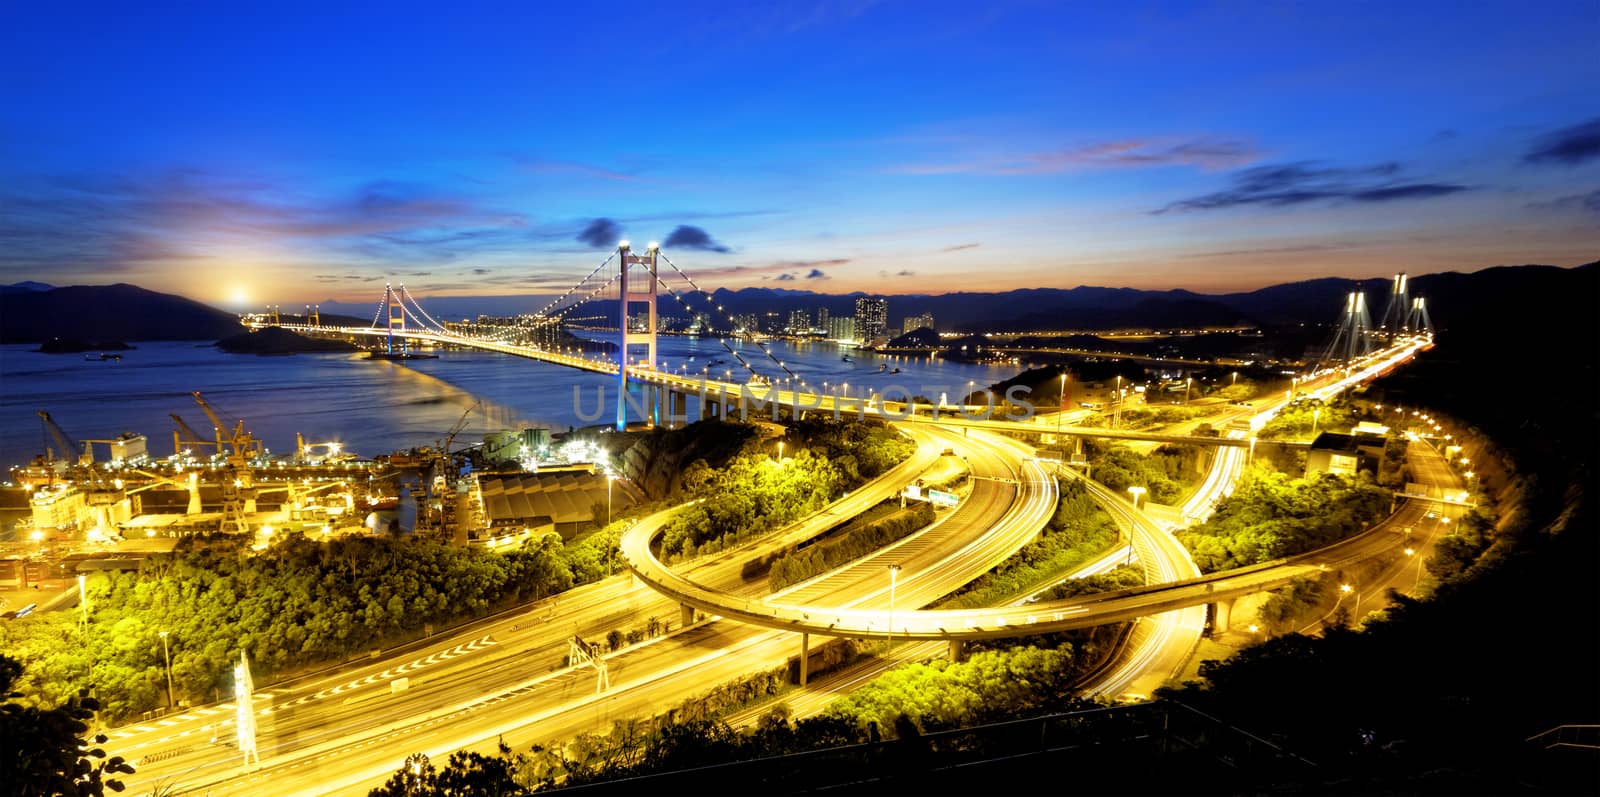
left=620, top=440, right=1456, bottom=643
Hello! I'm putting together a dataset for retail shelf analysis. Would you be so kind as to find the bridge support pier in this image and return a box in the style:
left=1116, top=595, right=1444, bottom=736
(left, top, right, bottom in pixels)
left=799, top=632, right=810, bottom=686
left=680, top=602, right=696, bottom=628
left=665, top=391, right=687, bottom=428
left=1210, top=597, right=1235, bottom=636
left=949, top=639, right=967, bottom=663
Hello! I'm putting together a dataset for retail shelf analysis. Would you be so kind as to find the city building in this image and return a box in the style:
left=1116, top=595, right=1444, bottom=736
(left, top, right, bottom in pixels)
left=787, top=309, right=810, bottom=335
left=855, top=296, right=888, bottom=343
left=828, top=315, right=857, bottom=342
left=902, top=312, right=935, bottom=335
left=816, top=307, right=830, bottom=335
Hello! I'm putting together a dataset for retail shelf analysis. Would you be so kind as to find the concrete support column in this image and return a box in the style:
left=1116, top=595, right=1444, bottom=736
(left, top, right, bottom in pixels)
left=949, top=639, right=967, bottom=663
left=1211, top=597, right=1235, bottom=635
left=680, top=602, right=695, bottom=628
left=799, top=632, right=810, bottom=686
left=667, top=391, right=687, bottom=428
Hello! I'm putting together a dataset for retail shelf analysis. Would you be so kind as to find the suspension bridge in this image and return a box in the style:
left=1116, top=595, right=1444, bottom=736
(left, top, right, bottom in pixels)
left=248, top=248, right=1434, bottom=446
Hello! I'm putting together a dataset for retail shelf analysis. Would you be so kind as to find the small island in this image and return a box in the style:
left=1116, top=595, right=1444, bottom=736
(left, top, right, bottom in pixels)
left=215, top=326, right=360, bottom=355
left=35, top=338, right=135, bottom=354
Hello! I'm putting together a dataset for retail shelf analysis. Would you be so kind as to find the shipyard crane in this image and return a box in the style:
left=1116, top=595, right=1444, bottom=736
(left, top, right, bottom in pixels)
left=191, top=391, right=262, bottom=534
left=36, top=410, right=88, bottom=466
left=126, top=468, right=203, bottom=515
left=169, top=413, right=221, bottom=458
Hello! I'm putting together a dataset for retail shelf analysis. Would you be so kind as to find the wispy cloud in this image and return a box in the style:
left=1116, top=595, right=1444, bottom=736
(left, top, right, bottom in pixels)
left=891, top=137, right=1259, bottom=176
left=939, top=242, right=981, bottom=252
left=1154, top=161, right=1471, bottom=213
left=805, top=268, right=829, bottom=279
left=1526, top=188, right=1600, bottom=216
left=513, top=157, right=640, bottom=181
left=0, top=169, right=531, bottom=278
left=1524, top=118, right=1600, bottom=166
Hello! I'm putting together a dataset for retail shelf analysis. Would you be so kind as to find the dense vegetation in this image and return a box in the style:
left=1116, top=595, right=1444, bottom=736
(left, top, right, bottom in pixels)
left=1176, top=466, right=1391, bottom=572
left=936, top=478, right=1118, bottom=609
left=1085, top=442, right=1203, bottom=505
left=658, top=419, right=912, bottom=560
left=767, top=502, right=934, bottom=591
left=0, top=534, right=574, bottom=721
left=0, top=655, right=135, bottom=797
left=1038, top=564, right=1144, bottom=601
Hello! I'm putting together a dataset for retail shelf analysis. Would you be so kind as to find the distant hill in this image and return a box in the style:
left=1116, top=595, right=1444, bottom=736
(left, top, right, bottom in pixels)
left=700, top=260, right=1597, bottom=333
left=4, top=281, right=55, bottom=292
left=0, top=283, right=244, bottom=342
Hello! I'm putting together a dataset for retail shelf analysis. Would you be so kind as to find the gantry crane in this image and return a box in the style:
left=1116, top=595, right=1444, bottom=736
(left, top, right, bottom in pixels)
left=191, top=391, right=263, bottom=534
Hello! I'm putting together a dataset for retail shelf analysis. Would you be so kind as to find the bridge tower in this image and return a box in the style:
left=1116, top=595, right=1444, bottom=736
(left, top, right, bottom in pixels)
left=615, top=242, right=660, bottom=431
left=1378, top=273, right=1409, bottom=334
left=384, top=284, right=407, bottom=355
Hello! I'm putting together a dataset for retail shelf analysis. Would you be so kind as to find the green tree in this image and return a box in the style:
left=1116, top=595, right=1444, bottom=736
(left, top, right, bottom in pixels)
left=0, top=655, right=136, bottom=797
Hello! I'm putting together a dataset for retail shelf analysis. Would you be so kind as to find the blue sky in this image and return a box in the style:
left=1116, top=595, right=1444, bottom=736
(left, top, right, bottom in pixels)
left=1, top=0, right=1596, bottom=308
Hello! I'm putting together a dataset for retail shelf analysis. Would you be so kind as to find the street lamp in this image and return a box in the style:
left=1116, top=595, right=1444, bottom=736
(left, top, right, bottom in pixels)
left=1056, top=372, right=1067, bottom=453
left=1340, top=583, right=1359, bottom=621
left=159, top=630, right=175, bottom=709
left=1127, top=485, right=1146, bottom=511
left=77, top=574, right=88, bottom=630
left=887, top=564, right=901, bottom=651
left=1311, top=408, right=1321, bottom=438
left=777, top=440, right=785, bottom=462
left=605, top=470, right=614, bottom=525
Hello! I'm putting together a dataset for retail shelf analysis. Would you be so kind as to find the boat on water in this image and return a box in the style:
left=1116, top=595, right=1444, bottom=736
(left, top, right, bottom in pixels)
left=361, top=494, right=400, bottom=511
left=84, top=352, right=122, bottom=361
left=841, top=355, right=851, bottom=362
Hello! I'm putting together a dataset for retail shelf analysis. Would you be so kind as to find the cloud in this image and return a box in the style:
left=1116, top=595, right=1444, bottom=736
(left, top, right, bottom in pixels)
left=775, top=272, right=796, bottom=281
left=514, top=157, right=639, bottom=181
left=1524, top=118, right=1600, bottom=166
left=940, top=242, right=980, bottom=252
left=472, top=268, right=492, bottom=275
left=1154, top=161, right=1471, bottom=213
left=0, top=169, right=531, bottom=279
left=1526, top=188, right=1600, bottom=215
left=805, top=268, right=829, bottom=279
left=576, top=218, right=622, bottom=249
left=667, top=258, right=848, bottom=281
left=880, top=269, right=916, bottom=278
left=663, top=224, right=731, bottom=253
left=892, top=137, right=1259, bottom=176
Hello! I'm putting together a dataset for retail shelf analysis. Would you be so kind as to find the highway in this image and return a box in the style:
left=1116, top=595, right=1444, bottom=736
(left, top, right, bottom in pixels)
left=114, top=423, right=1052, bottom=796
left=110, top=328, right=1432, bottom=793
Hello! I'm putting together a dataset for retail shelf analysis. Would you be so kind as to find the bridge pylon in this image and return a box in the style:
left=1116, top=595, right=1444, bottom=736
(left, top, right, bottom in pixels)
left=615, top=242, right=660, bottom=431
left=384, top=284, right=408, bottom=355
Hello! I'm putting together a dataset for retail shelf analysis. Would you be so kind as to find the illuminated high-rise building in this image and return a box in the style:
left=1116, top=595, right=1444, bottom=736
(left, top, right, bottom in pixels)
left=855, top=296, right=887, bottom=343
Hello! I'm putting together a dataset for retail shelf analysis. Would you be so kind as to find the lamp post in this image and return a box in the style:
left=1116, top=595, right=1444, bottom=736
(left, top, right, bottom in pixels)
left=605, top=470, right=614, bottom=525
left=1185, top=376, right=1193, bottom=404
left=1127, top=485, right=1146, bottom=511
left=1311, top=408, right=1321, bottom=438
left=777, top=440, right=784, bottom=462
left=1113, top=375, right=1123, bottom=429
left=159, top=630, right=175, bottom=709
left=887, top=564, right=901, bottom=651
left=1056, top=372, right=1066, bottom=453
left=77, top=574, right=88, bottom=631
left=1340, top=583, right=1358, bottom=622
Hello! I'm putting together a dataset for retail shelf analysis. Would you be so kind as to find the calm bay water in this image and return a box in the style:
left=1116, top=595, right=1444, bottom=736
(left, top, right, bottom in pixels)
left=0, top=338, right=1017, bottom=473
